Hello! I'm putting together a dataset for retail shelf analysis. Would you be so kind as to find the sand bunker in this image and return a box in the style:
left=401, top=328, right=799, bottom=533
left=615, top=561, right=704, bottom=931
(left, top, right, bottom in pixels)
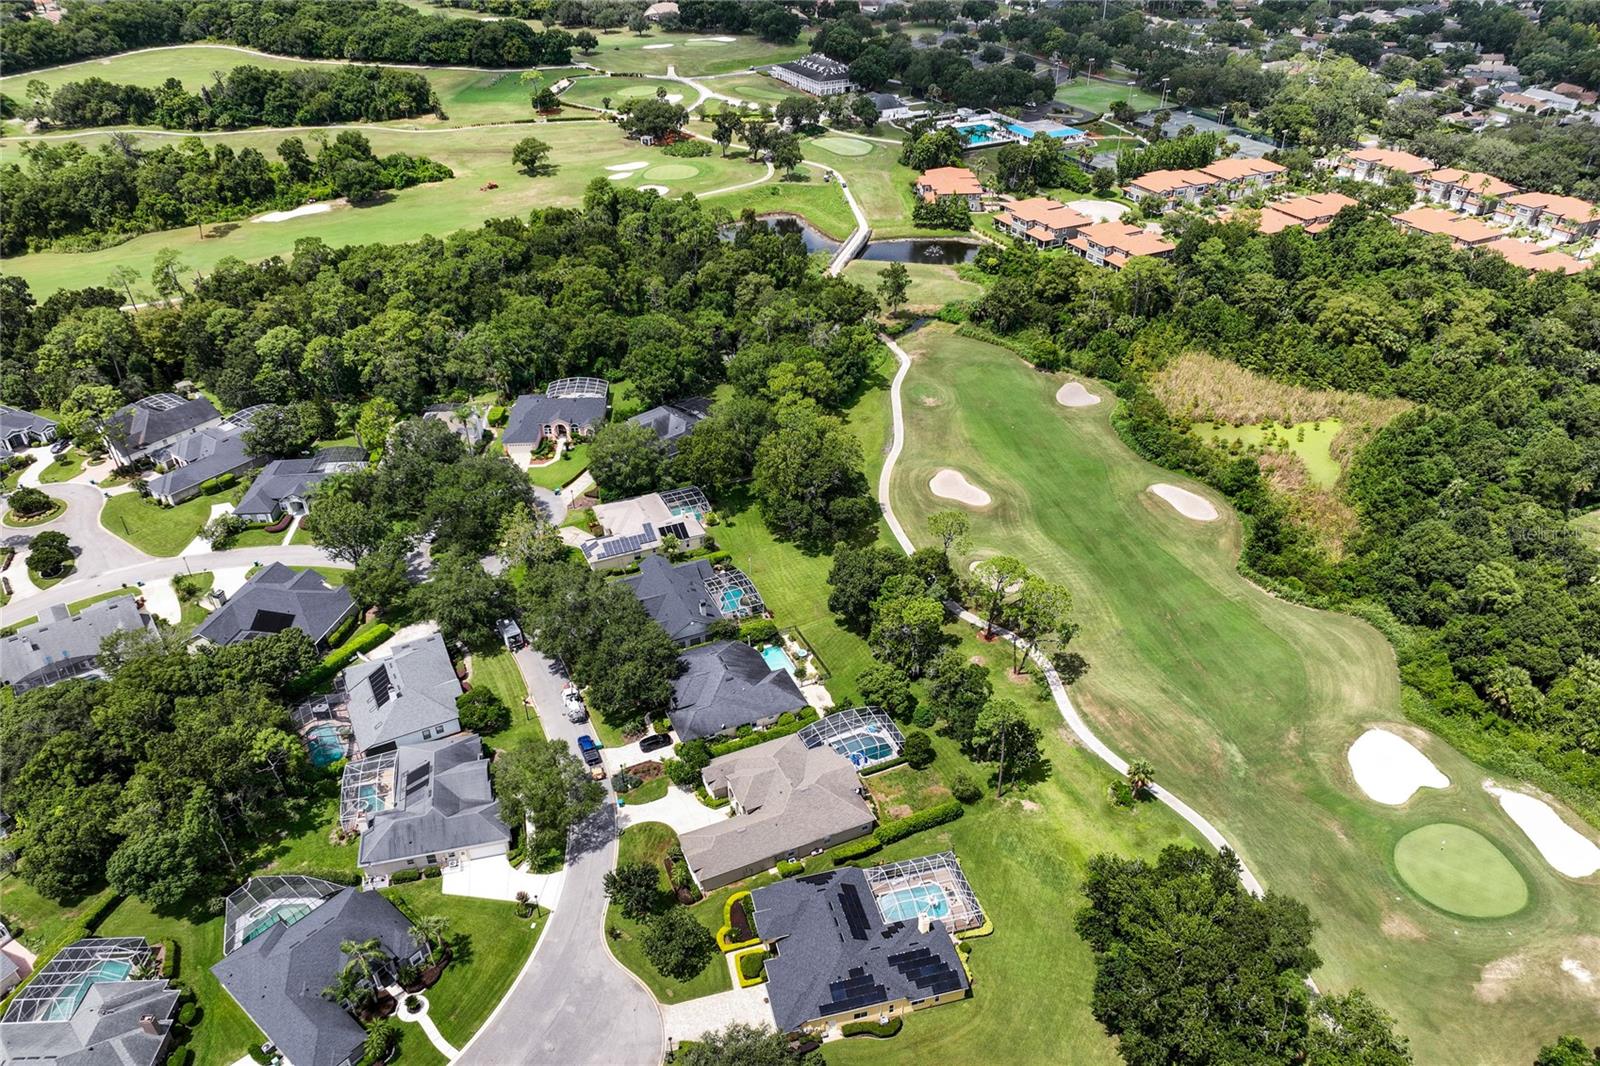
left=605, top=161, right=650, bottom=172
left=639, top=184, right=669, bottom=195
left=254, top=202, right=333, bottom=223
left=689, top=35, right=737, bottom=42
left=1148, top=483, right=1218, bottom=521
left=1347, top=728, right=1449, bottom=805
left=1055, top=381, right=1100, bottom=407
left=930, top=469, right=991, bottom=507
left=1484, top=782, right=1600, bottom=878
left=643, top=43, right=674, bottom=49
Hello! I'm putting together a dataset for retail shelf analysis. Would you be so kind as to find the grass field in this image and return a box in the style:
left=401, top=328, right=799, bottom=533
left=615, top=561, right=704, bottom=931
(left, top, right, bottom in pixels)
left=702, top=71, right=812, bottom=107
left=559, top=75, right=688, bottom=110
left=579, top=30, right=810, bottom=77
left=100, top=484, right=237, bottom=556
left=1394, top=824, right=1529, bottom=918
left=797, top=133, right=928, bottom=238
left=1053, top=77, right=1164, bottom=115
left=841, top=259, right=983, bottom=312
left=710, top=178, right=858, bottom=242
left=35, top=449, right=86, bottom=484
left=1573, top=508, right=1600, bottom=549
left=603, top=822, right=733, bottom=1003
left=885, top=324, right=1600, bottom=1064
left=526, top=443, right=589, bottom=489
left=470, top=648, right=547, bottom=750
left=1191, top=418, right=1344, bottom=488
left=3, top=121, right=770, bottom=298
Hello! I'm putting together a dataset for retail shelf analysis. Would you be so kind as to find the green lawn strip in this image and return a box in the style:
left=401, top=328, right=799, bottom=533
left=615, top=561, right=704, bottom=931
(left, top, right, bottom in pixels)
left=1191, top=419, right=1344, bottom=488
left=393, top=1023, right=450, bottom=1065
left=798, top=135, right=925, bottom=236
left=175, top=571, right=217, bottom=627
left=36, top=449, right=87, bottom=484
left=28, top=563, right=73, bottom=589
left=0, top=880, right=116, bottom=956
left=525, top=444, right=589, bottom=490
left=703, top=72, right=811, bottom=106
left=95, top=895, right=265, bottom=1066
left=66, top=584, right=142, bottom=613
left=841, top=259, right=982, bottom=312
left=619, top=775, right=670, bottom=805
left=604, top=822, right=732, bottom=1003
left=290, top=522, right=317, bottom=545
left=885, top=323, right=1600, bottom=1061
left=558, top=75, right=687, bottom=110
left=590, top=714, right=633, bottom=750
left=381, top=878, right=542, bottom=1049
left=708, top=179, right=858, bottom=244
left=227, top=525, right=292, bottom=549
left=470, top=649, right=547, bottom=750
left=101, top=486, right=236, bottom=556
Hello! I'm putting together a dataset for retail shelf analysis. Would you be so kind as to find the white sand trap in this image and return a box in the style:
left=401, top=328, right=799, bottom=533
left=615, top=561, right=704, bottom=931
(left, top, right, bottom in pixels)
left=639, top=184, right=669, bottom=195
left=643, top=43, right=674, bottom=49
left=605, top=161, right=650, bottom=172
left=1055, top=381, right=1100, bottom=407
left=1563, top=959, right=1594, bottom=984
left=664, top=92, right=684, bottom=104
left=930, top=468, right=991, bottom=507
left=1484, top=782, right=1600, bottom=877
left=690, top=36, right=737, bottom=43
left=1347, top=728, right=1449, bottom=805
left=253, top=202, right=334, bottom=224
left=1148, top=483, right=1218, bottom=522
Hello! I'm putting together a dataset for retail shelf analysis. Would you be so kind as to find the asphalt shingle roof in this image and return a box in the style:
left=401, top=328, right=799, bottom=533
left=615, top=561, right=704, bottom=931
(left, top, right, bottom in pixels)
left=627, top=397, right=711, bottom=457
left=620, top=556, right=722, bottom=645
left=502, top=393, right=607, bottom=447
left=191, top=562, right=353, bottom=648
left=103, top=394, right=220, bottom=451
left=0, top=595, right=157, bottom=693
left=235, top=450, right=365, bottom=520
left=0, top=405, right=56, bottom=444
left=670, top=640, right=806, bottom=740
left=345, top=633, right=463, bottom=753
left=357, top=735, right=509, bottom=868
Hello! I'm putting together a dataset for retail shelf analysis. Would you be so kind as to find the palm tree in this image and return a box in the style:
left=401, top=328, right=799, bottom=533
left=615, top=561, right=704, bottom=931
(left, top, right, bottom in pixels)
left=1125, top=759, right=1156, bottom=798
left=409, top=915, right=450, bottom=959
left=323, top=963, right=372, bottom=1009
left=340, top=937, right=389, bottom=990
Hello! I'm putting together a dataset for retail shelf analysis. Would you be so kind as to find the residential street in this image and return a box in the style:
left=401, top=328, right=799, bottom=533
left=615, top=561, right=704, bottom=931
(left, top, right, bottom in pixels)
left=454, top=649, right=664, bottom=1066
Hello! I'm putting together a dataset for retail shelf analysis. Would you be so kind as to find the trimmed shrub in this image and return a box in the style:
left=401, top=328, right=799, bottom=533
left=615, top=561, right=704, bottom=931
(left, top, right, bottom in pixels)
left=289, top=622, right=393, bottom=695
left=737, top=947, right=768, bottom=984
left=739, top=618, right=779, bottom=645
left=488, top=405, right=507, bottom=426
left=390, top=869, right=422, bottom=884
left=663, top=138, right=713, bottom=157
left=830, top=836, right=883, bottom=864
left=775, top=859, right=806, bottom=878
left=707, top=707, right=819, bottom=758
left=842, top=1017, right=903, bottom=1038
left=169, top=1049, right=195, bottom=1066
left=950, top=772, right=982, bottom=804
left=421, top=865, right=441, bottom=879
left=177, top=1002, right=200, bottom=1026
left=874, top=800, right=963, bottom=846
left=161, top=939, right=180, bottom=978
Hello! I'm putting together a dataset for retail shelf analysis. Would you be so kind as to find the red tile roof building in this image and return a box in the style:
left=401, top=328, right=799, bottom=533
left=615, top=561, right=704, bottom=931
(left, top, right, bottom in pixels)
left=1390, top=206, right=1503, bottom=247
left=1331, top=147, right=1436, bottom=186
left=1066, top=221, right=1175, bottom=269
left=1493, top=191, right=1600, bottom=243
left=993, top=197, right=1092, bottom=248
left=1424, top=168, right=1519, bottom=215
left=915, top=167, right=984, bottom=209
left=1246, top=192, right=1358, bottom=234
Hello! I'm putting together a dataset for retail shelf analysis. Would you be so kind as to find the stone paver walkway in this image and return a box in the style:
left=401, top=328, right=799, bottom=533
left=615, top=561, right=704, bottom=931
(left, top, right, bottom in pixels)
left=659, top=976, right=774, bottom=1045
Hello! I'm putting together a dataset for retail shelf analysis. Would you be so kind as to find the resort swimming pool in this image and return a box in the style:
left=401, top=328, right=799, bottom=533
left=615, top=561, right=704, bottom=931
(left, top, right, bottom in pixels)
left=304, top=723, right=345, bottom=767
left=44, top=959, right=133, bottom=1021
left=954, top=122, right=1008, bottom=146
left=877, top=883, right=951, bottom=924
left=761, top=644, right=797, bottom=676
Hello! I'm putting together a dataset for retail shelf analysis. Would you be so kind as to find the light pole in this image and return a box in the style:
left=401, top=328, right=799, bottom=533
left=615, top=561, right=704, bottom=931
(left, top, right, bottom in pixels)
left=1159, top=77, right=1170, bottom=110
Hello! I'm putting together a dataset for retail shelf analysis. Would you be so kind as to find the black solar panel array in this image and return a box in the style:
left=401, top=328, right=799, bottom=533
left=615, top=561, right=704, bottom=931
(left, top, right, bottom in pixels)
left=660, top=521, right=689, bottom=540
left=839, top=883, right=872, bottom=941
left=821, top=965, right=890, bottom=1017
left=888, top=946, right=964, bottom=995
left=404, top=764, right=431, bottom=800
left=370, top=667, right=393, bottom=707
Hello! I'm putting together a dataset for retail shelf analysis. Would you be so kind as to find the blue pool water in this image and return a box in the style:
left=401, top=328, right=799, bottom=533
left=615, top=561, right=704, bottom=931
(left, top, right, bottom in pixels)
left=304, top=724, right=345, bottom=767
left=45, top=960, right=134, bottom=1021
left=240, top=902, right=316, bottom=946
left=719, top=587, right=745, bottom=614
left=1005, top=122, right=1084, bottom=139
left=761, top=644, right=797, bottom=676
left=954, top=122, right=1007, bottom=146
left=878, top=884, right=951, bottom=924
left=830, top=728, right=895, bottom=767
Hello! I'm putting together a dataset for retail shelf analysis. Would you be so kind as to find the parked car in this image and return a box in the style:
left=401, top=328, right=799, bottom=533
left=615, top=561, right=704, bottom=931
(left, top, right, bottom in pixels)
left=49, top=439, right=70, bottom=455
left=576, top=734, right=604, bottom=778
left=496, top=617, right=525, bottom=651
left=562, top=684, right=587, bottom=722
left=639, top=733, right=673, bottom=754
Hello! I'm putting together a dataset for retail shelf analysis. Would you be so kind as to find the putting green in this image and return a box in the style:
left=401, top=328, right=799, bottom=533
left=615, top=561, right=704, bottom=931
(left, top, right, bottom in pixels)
left=1394, top=824, right=1528, bottom=918
left=642, top=163, right=700, bottom=180
left=810, top=135, right=873, bottom=157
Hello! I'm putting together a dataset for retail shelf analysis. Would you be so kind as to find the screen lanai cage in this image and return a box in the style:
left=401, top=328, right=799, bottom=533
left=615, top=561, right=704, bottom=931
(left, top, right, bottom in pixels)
left=798, top=707, right=905, bottom=770
left=864, top=851, right=986, bottom=934
left=543, top=377, right=610, bottom=399
left=223, top=875, right=345, bottom=955
left=703, top=567, right=765, bottom=618
left=340, top=751, right=399, bottom=829
left=1, top=938, right=159, bottom=1024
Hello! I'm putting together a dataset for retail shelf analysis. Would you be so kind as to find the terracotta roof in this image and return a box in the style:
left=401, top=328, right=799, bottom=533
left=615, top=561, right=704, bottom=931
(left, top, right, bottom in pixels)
left=917, top=166, right=983, bottom=197
left=1125, top=168, right=1215, bottom=195
left=1484, top=237, right=1591, bottom=274
left=1252, top=192, right=1357, bottom=233
left=1200, top=157, right=1286, bottom=182
left=1078, top=221, right=1175, bottom=258
left=1003, top=196, right=1091, bottom=231
left=1344, top=146, right=1435, bottom=174
left=1505, top=191, right=1600, bottom=221
left=1027, top=225, right=1055, bottom=242
left=1391, top=206, right=1502, bottom=245
left=1427, top=168, right=1518, bottom=197
left=1499, top=93, right=1547, bottom=109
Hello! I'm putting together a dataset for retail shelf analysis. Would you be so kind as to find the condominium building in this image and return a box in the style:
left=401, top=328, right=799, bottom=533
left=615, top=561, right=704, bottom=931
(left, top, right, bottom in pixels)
left=1390, top=206, right=1503, bottom=247
left=992, top=197, right=1091, bottom=248
left=914, top=167, right=985, bottom=210
left=1492, top=191, right=1600, bottom=243
left=1330, top=147, right=1436, bottom=188
left=1066, top=221, right=1176, bottom=269
left=1248, top=192, right=1358, bottom=234
left=1424, top=168, right=1519, bottom=215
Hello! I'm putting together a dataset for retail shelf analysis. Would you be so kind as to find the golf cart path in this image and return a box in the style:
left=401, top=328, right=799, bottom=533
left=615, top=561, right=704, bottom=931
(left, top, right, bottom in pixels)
left=875, top=332, right=1266, bottom=897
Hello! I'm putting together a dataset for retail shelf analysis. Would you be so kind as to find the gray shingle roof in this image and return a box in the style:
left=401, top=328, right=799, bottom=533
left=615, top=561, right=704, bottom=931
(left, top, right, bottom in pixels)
left=191, top=563, right=353, bottom=648
left=103, top=394, right=220, bottom=451
left=0, top=406, right=57, bottom=446
left=145, top=424, right=256, bottom=499
left=502, top=393, right=608, bottom=447
left=626, top=397, right=711, bottom=457
left=774, top=53, right=852, bottom=81
left=670, top=640, right=806, bottom=740
left=0, top=938, right=179, bottom=1066
left=753, top=867, right=970, bottom=1032
left=357, top=735, right=509, bottom=868
left=234, top=451, right=367, bottom=521
left=621, top=556, right=722, bottom=645
left=345, top=634, right=462, bottom=753
left=681, top=735, right=874, bottom=888
left=212, top=887, right=419, bottom=1066
left=0, top=595, right=157, bottom=694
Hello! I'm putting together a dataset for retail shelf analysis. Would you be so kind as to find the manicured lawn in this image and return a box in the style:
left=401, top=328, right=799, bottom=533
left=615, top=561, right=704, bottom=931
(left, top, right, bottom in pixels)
left=66, top=584, right=141, bottom=613
left=559, top=75, right=688, bottom=110
left=1052, top=77, right=1164, bottom=114
left=883, top=323, right=1600, bottom=1063
left=708, top=172, right=858, bottom=242
left=703, top=72, right=811, bottom=106
left=797, top=134, right=928, bottom=238
left=603, top=822, right=732, bottom=1003
left=620, top=775, right=669, bottom=805
left=101, top=486, right=233, bottom=556
left=5, top=496, right=65, bottom=526
left=35, top=449, right=86, bottom=484
left=27, top=562, right=72, bottom=588
left=227, top=524, right=292, bottom=549
left=526, top=444, right=589, bottom=490
left=175, top=571, right=216, bottom=627
left=381, top=878, right=543, bottom=1049
left=1191, top=418, right=1344, bottom=488
left=0, top=879, right=115, bottom=956
left=247, top=779, right=358, bottom=878
left=470, top=649, right=546, bottom=750
left=841, top=258, right=983, bottom=312
left=580, top=30, right=810, bottom=77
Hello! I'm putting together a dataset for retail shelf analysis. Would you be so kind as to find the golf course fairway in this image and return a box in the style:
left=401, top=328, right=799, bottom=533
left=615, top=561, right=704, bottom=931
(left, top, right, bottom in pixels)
left=887, top=324, right=1600, bottom=1064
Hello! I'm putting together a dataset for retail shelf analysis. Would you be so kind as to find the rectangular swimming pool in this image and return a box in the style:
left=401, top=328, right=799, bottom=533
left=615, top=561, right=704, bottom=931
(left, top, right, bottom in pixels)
left=761, top=644, right=797, bottom=676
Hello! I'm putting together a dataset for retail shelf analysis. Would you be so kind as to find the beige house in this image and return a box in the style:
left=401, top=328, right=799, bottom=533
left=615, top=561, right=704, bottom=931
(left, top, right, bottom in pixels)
left=1424, top=168, right=1518, bottom=215
left=1066, top=221, right=1176, bottom=269
left=993, top=197, right=1091, bottom=248
left=578, top=487, right=710, bottom=571
left=1330, top=146, right=1435, bottom=188
left=914, top=167, right=984, bottom=210
left=1492, top=191, right=1600, bottom=243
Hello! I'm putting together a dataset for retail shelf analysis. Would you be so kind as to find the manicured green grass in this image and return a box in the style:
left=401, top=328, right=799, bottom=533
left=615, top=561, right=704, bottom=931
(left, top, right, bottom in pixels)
left=559, top=75, right=687, bottom=110
left=28, top=562, right=73, bottom=588
left=581, top=30, right=811, bottom=77
left=95, top=895, right=265, bottom=1066
left=175, top=571, right=216, bottom=627
left=4, top=497, right=65, bottom=526
left=227, top=524, right=292, bottom=549
left=710, top=177, right=858, bottom=242
left=101, top=486, right=232, bottom=556
left=1052, top=77, right=1164, bottom=114
left=885, top=323, right=1600, bottom=1063
left=381, top=878, right=543, bottom=1049
left=703, top=72, right=812, bottom=106
left=1393, top=824, right=1529, bottom=918
left=470, top=649, right=546, bottom=750
left=248, top=780, right=358, bottom=878
left=36, top=449, right=86, bottom=484
left=526, top=443, right=589, bottom=489
left=65, top=584, right=141, bottom=613
left=603, top=822, right=732, bottom=1003
left=620, top=775, right=669, bottom=805
left=1191, top=418, right=1344, bottom=488
left=0, top=879, right=115, bottom=955
left=798, top=133, right=926, bottom=237
left=841, top=259, right=983, bottom=312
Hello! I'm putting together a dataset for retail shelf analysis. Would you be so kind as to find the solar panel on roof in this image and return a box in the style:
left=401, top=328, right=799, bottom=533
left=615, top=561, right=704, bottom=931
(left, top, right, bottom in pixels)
left=370, top=667, right=393, bottom=707
left=822, top=966, right=890, bottom=1015
left=661, top=521, right=689, bottom=540
left=888, top=947, right=963, bottom=993
left=839, top=882, right=872, bottom=941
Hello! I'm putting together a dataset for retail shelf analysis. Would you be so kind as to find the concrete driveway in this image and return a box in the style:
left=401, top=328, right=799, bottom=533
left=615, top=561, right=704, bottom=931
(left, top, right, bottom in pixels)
left=6, top=447, right=151, bottom=577
left=454, top=649, right=664, bottom=1065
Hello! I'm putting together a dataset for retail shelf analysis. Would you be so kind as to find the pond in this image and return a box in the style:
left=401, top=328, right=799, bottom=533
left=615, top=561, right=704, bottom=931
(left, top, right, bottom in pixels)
left=859, top=239, right=981, bottom=264
left=720, top=214, right=840, bottom=255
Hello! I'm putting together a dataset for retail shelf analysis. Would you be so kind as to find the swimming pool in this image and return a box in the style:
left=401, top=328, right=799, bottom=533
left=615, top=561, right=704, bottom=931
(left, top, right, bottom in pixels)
left=304, top=723, right=346, bottom=767
left=719, top=587, right=746, bottom=614
left=761, top=644, right=797, bottom=676
left=44, top=959, right=134, bottom=1021
left=954, top=122, right=1009, bottom=147
left=240, top=902, right=316, bottom=946
left=830, top=726, right=896, bottom=767
left=877, top=883, right=951, bottom=924
left=1005, top=122, right=1085, bottom=139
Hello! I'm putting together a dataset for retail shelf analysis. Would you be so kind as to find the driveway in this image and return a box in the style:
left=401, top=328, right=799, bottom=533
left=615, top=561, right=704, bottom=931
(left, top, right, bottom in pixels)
left=454, top=649, right=664, bottom=1066
left=6, top=447, right=151, bottom=576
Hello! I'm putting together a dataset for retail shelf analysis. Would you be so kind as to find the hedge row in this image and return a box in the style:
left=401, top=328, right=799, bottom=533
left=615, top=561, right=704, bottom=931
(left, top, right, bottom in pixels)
left=161, top=938, right=180, bottom=978
left=715, top=891, right=758, bottom=952
left=775, top=859, right=806, bottom=878
left=842, top=1018, right=903, bottom=1039
left=0, top=891, right=124, bottom=1014
left=707, top=707, right=821, bottom=758
left=829, top=836, right=883, bottom=864
left=875, top=800, right=964, bottom=846
left=289, top=621, right=394, bottom=696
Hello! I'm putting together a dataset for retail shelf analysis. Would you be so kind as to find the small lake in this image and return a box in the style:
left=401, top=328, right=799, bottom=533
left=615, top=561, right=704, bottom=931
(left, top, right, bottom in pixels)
left=720, top=214, right=840, bottom=255
left=859, top=239, right=981, bottom=264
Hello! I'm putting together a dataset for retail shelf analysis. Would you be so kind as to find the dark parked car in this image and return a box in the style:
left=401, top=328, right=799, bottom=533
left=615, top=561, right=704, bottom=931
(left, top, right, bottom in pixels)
left=639, top=733, right=673, bottom=754
left=49, top=439, right=69, bottom=454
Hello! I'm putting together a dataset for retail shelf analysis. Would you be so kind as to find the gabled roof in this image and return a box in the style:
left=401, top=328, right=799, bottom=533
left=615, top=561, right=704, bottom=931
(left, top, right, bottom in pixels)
left=1249, top=192, right=1358, bottom=233
left=1125, top=167, right=1216, bottom=194
left=212, top=887, right=417, bottom=1066
left=1, top=595, right=157, bottom=693
left=1427, top=168, right=1518, bottom=197
left=345, top=633, right=462, bottom=752
left=0, top=937, right=179, bottom=1066
left=235, top=450, right=366, bottom=518
left=357, top=735, right=508, bottom=867
left=1391, top=206, right=1502, bottom=244
left=146, top=423, right=255, bottom=498
left=1343, top=146, right=1435, bottom=174
left=997, top=196, right=1090, bottom=232
left=671, top=640, right=806, bottom=740
left=774, top=53, right=852, bottom=81
left=1505, top=190, right=1600, bottom=220
left=753, top=866, right=969, bottom=1032
left=1077, top=221, right=1176, bottom=257
left=502, top=392, right=608, bottom=446
left=103, top=394, right=220, bottom=450
left=621, top=556, right=723, bottom=644
left=191, top=562, right=352, bottom=647
left=1199, top=157, right=1286, bottom=182
left=0, top=406, right=56, bottom=440
left=628, top=397, right=712, bottom=457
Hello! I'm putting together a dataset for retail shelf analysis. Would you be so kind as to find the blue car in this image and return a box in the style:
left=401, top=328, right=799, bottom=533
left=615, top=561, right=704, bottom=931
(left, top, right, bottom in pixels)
left=576, top=735, right=602, bottom=767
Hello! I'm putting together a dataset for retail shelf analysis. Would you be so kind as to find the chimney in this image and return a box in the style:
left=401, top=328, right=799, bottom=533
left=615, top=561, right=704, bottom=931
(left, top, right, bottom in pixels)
left=917, top=914, right=932, bottom=935
left=139, top=1014, right=160, bottom=1036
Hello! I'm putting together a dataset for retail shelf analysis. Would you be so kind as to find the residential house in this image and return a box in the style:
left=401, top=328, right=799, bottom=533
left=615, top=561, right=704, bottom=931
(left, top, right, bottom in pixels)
left=351, top=735, right=510, bottom=885
left=752, top=866, right=970, bottom=1035
left=578, top=486, right=710, bottom=571
left=0, top=953, right=17, bottom=998
left=145, top=405, right=270, bottom=505
left=621, top=554, right=766, bottom=646
left=1552, top=82, right=1599, bottom=107
left=1523, top=87, right=1581, bottom=113
left=1247, top=192, right=1357, bottom=234
left=992, top=197, right=1091, bottom=248
left=1123, top=168, right=1218, bottom=209
left=670, top=639, right=806, bottom=740
left=1483, top=236, right=1592, bottom=274
left=1330, top=146, right=1436, bottom=187
left=769, top=53, right=855, bottom=96
left=1499, top=91, right=1556, bottom=115
left=212, top=877, right=428, bottom=1066
left=1493, top=191, right=1600, bottom=242
left=233, top=448, right=368, bottom=524
left=1066, top=221, right=1176, bottom=269
left=344, top=633, right=462, bottom=755
left=914, top=167, right=984, bottom=210
left=1462, top=59, right=1521, bottom=84
left=1424, top=168, right=1519, bottom=215
left=191, top=562, right=355, bottom=649
left=102, top=393, right=222, bottom=470
left=1198, top=156, right=1287, bottom=197
left=422, top=404, right=490, bottom=448
left=1390, top=206, right=1503, bottom=247
left=868, top=92, right=913, bottom=121
left=681, top=733, right=878, bottom=890
left=0, top=406, right=56, bottom=452
left=0, top=937, right=179, bottom=1066
left=501, top=378, right=609, bottom=469
left=1, top=595, right=158, bottom=694
left=628, top=396, right=712, bottom=457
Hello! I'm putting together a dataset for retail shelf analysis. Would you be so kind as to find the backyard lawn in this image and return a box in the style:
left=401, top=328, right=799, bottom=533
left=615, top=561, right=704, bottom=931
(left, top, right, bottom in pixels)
left=470, top=648, right=546, bottom=750
left=603, top=822, right=732, bottom=1004
left=0, top=879, right=115, bottom=956
left=100, top=485, right=236, bottom=556
left=35, top=449, right=86, bottom=484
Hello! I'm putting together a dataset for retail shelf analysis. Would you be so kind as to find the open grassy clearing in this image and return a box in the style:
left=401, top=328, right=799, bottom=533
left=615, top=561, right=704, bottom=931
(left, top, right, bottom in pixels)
left=886, top=323, right=1600, bottom=1064
left=470, top=647, right=547, bottom=750
left=580, top=30, right=810, bottom=77
left=798, top=133, right=929, bottom=238
left=559, top=75, right=687, bottom=110
left=0, top=879, right=115, bottom=956
left=2, top=121, right=769, bottom=298
left=706, top=173, right=858, bottom=242
left=1052, top=77, right=1164, bottom=114
left=101, top=483, right=238, bottom=556
left=841, top=258, right=983, bottom=312
left=1575, top=508, right=1600, bottom=549
left=1191, top=418, right=1344, bottom=488
left=703, top=71, right=812, bottom=107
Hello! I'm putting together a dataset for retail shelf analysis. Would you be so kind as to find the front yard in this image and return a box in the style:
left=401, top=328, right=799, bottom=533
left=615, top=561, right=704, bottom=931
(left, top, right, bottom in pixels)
left=100, top=484, right=238, bottom=556
left=603, top=822, right=732, bottom=1004
left=469, top=649, right=545, bottom=750
left=526, top=443, right=590, bottom=490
